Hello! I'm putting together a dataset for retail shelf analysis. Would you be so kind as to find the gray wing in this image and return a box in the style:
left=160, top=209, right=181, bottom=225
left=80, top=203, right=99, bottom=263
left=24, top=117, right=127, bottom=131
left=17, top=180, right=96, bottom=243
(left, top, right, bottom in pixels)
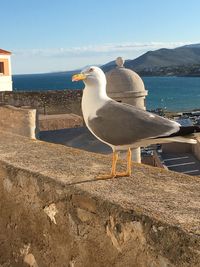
left=88, top=100, right=180, bottom=146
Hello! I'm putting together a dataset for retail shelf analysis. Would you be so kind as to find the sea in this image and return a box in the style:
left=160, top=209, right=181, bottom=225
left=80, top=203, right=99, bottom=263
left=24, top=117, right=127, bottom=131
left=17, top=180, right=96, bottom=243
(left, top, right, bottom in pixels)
left=13, top=72, right=200, bottom=112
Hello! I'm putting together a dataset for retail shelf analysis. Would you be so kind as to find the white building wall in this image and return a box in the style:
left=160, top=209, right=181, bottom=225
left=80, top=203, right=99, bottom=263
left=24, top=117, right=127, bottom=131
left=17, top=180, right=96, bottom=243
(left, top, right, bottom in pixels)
left=0, top=54, right=13, bottom=91
left=0, top=76, right=13, bottom=91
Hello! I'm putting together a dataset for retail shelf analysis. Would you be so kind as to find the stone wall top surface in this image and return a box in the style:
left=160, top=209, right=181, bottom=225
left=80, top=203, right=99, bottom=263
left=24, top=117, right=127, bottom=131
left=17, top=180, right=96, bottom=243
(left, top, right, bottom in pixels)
left=0, top=131, right=200, bottom=236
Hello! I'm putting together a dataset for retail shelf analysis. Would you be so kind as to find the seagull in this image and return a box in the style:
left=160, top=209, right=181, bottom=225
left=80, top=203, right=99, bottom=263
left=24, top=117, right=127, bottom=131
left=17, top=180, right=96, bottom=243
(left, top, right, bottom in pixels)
left=72, top=66, right=199, bottom=179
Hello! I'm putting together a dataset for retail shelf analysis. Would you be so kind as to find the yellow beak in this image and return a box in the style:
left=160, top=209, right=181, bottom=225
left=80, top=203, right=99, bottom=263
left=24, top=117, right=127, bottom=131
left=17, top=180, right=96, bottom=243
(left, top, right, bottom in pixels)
left=72, top=73, right=86, bottom=82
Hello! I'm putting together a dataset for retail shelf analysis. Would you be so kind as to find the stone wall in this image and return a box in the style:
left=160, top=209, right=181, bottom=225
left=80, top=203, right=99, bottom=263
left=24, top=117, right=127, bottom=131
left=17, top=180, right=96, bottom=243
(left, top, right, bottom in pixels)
left=162, top=142, right=193, bottom=153
left=39, top=114, right=83, bottom=131
left=0, top=131, right=200, bottom=267
left=192, top=137, right=200, bottom=161
left=0, top=105, right=38, bottom=139
left=0, top=90, right=82, bottom=115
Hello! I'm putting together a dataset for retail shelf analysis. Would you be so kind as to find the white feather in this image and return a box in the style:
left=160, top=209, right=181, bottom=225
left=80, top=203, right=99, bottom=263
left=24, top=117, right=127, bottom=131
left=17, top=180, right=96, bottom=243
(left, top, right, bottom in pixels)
left=80, top=66, right=197, bottom=151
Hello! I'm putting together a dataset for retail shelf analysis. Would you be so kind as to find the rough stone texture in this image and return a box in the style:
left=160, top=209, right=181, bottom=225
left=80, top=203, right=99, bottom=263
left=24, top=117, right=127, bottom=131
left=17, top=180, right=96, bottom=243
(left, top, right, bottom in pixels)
left=0, top=90, right=82, bottom=115
left=0, top=105, right=38, bottom=139
left=39, top=113, right=83, bottom=131
left=0, top=131, right=200, bottom=267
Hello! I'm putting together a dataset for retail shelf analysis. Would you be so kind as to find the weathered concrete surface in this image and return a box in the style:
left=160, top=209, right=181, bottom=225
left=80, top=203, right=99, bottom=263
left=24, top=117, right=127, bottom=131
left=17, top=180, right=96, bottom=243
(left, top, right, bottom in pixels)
left=0, top=105, right=38, bottom=139
left=39, top=113, right=83, bottom=131
left=0, top=131, right=200, bottom=266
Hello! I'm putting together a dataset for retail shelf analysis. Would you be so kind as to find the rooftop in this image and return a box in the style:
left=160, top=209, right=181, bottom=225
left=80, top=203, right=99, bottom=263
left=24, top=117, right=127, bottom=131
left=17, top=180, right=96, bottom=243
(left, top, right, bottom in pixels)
left=0, top=49, right=11, bottom=55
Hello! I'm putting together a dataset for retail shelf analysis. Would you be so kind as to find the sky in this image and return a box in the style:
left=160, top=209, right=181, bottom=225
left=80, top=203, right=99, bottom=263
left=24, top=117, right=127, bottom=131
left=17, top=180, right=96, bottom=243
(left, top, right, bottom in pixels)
left=1, top=0, right=200, bottom=74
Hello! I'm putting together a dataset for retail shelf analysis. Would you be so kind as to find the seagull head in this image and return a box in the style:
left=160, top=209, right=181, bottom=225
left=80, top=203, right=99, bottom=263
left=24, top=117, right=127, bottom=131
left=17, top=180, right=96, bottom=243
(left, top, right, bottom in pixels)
left=72, top=66, right=106, bottom=87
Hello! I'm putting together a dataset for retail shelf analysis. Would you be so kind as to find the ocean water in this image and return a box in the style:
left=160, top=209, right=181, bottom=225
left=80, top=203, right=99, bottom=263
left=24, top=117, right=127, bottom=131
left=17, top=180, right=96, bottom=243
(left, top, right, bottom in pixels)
left=144, top=76, right=200, bottom=111
left=13, top=73, right=200, bottom=112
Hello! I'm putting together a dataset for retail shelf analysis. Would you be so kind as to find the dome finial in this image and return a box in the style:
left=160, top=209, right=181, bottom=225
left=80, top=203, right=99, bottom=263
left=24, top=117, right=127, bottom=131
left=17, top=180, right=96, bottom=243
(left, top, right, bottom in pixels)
left=116, top=57, right=124, bottom=68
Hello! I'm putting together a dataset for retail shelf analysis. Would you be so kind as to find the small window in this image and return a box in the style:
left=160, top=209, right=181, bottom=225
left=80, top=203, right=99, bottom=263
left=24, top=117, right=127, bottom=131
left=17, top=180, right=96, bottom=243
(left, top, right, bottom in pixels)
left=0, top=62, right=4, bottom=75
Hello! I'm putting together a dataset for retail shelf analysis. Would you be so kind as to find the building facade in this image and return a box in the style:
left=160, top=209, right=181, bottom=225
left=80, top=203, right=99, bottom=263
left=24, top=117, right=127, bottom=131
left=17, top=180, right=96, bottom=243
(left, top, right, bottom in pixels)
left=0, top=49, right=12, bottom=91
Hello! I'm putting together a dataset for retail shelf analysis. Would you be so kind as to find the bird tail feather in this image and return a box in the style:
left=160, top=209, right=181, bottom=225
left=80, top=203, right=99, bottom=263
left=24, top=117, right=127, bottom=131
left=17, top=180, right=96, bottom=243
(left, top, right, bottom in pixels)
left=135, top=135, right=197, bottom=148
left=158, top=136, right=197, bottom=144
left=156, top=125, right=200, bottom=144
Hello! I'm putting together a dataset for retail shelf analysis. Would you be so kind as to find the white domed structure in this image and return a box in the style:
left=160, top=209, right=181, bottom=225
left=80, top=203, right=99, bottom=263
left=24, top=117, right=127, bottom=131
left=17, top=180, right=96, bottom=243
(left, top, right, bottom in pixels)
left=106, top=57, right=147, bottom=109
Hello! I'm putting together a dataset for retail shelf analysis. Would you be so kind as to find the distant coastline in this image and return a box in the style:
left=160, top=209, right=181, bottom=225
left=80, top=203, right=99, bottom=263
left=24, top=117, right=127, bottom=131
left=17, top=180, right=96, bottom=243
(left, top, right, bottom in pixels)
left=11, top=74, right=200, bottom=113
left=137, top=64, right=200, bottom=77
left=13, top=63, right=200, bottom=79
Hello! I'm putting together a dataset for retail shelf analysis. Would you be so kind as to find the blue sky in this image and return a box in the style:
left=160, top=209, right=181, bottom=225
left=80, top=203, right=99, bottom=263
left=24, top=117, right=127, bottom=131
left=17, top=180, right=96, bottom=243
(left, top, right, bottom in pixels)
left=1, top=0, right=200, bottom=74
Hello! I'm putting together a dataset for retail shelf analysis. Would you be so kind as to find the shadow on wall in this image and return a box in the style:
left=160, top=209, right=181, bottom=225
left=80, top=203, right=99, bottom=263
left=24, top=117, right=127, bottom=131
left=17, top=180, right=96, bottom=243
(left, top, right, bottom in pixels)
left=39, top=127, right=112, bottom=154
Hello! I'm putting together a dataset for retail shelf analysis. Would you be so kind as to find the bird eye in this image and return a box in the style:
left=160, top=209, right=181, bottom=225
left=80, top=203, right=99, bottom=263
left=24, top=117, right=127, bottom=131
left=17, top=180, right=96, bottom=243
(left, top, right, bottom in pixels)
left=89, top=68, right=94, bottom=72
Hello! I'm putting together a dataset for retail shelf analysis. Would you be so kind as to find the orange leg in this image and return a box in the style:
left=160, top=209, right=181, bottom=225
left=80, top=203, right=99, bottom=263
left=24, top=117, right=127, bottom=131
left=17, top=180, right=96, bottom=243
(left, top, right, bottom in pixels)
left=115, top=148, right=132, bottom=177
left=96, top=151, right=118, bottom=179
left=96, top=149, right=132, bottom=180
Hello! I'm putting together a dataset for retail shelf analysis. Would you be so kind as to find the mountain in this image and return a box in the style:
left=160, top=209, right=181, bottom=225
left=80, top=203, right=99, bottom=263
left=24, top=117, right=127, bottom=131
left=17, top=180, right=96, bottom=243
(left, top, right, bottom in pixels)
left=183, top=44, right=200, bottom=49
left=101, top=44, right=200, bottom=76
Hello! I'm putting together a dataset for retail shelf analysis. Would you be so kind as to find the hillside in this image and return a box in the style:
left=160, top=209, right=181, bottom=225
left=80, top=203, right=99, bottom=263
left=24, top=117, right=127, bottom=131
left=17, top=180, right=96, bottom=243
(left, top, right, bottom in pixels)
left=101, top=44, right=200, bottom=76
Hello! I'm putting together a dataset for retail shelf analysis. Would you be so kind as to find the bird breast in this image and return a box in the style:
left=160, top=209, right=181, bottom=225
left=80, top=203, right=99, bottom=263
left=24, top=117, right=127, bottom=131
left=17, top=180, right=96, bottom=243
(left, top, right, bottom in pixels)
left=81, top=86, right=110, bottom=125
